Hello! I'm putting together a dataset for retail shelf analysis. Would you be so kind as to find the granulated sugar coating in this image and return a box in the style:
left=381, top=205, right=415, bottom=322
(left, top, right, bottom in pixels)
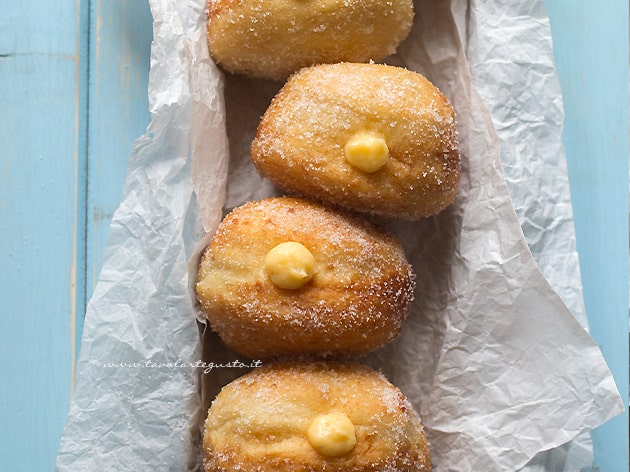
left=251, top=62, right=460, bottom=219
left=195, top=197, right=415, bottom=359
left=203, top=362, right=431, bottom=471
left=207, top=0, right=414, bottom=80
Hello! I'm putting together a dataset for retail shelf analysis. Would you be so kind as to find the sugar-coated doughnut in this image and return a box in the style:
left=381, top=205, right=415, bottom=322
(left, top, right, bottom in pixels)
left=195, top=197, right=415, bottom=359
left=203, top=362, right=431, bottom=471
left=251, top=63, right=461, bottom=219
left=207, top=0, right=414, bottom=80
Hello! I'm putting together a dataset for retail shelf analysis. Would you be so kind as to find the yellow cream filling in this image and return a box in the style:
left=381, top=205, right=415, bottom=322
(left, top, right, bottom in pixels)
left=306, top=413, right=357, bottom=457
left=344, top=131, right=389, bottom=173
left=264, top=241, right=315, bottom=289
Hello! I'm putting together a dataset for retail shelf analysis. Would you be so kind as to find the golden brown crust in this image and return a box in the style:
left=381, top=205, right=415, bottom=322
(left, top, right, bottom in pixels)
left=204, top=362, right=431, bottom=471
left=195, top=197, right=415, bottom=359
left=207, top=0, right=414, bottom=81
left=251, top=63, right=461, bottom=219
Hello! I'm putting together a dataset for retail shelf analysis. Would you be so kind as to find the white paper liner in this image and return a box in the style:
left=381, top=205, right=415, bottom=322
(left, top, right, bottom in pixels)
left=56, top=0, right=623, bottom=471
left=459, top=0, right=587, bottom=330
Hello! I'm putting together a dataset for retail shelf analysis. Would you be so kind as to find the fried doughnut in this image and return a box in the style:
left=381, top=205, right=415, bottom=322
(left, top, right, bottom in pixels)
left=207, top=0, right=414, bottom=81
left=195, top=197, right=415, bottom=359
left=251, top=63, right=461, bottom=219
left=203, top=362, right=431, bottom=471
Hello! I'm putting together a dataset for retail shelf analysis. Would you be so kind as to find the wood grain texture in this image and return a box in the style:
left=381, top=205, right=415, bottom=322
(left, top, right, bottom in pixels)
left=0, top=0, right=151, bottom=470
left=0, top=1, right=84, bottom=470
left=545, top=0, right=629, bottom=470
left=86, top=0, right=152, bottom=300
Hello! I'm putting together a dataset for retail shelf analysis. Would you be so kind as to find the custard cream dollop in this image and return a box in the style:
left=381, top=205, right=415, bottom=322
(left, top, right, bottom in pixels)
left=264, top=241, right=315, bottom=289
left=307, top=413, right=357, bottom=457
left=344, top=130, right=389, bottom=173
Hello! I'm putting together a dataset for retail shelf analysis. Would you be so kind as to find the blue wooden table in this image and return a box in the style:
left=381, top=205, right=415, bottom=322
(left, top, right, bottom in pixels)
left=1, top=1, right=627, bottom=470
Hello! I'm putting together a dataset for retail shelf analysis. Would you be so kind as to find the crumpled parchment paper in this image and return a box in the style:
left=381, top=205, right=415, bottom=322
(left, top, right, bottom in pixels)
left=56, top=0, right=624, bottom=471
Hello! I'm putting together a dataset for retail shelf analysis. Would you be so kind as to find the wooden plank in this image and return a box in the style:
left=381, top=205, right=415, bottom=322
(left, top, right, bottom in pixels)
left=86, top=0, right=152, bottom=302
left=545, top=0, right=629, bottom=470
left=0, top=0, right=152, bottom=468
left=0, top=1, right=86, bottom=470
